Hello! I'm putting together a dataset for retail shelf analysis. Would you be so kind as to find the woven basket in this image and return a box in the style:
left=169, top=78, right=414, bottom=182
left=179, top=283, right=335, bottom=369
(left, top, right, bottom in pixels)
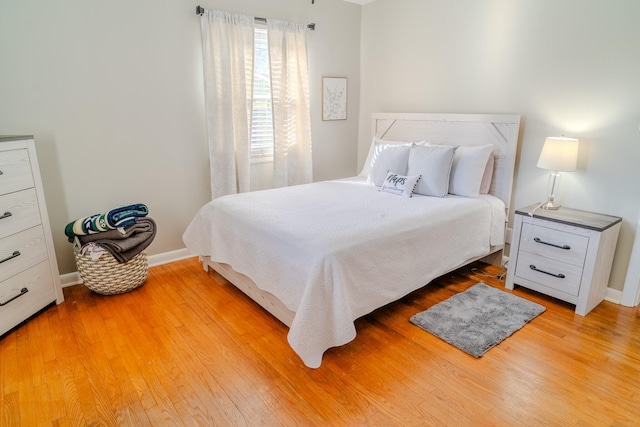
left=75, top=250, right=148, bottom=295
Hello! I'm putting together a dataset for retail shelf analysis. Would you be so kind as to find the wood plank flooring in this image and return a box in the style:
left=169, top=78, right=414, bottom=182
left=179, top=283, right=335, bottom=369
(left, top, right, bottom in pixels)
left=1, top=257, right=639, bottom=426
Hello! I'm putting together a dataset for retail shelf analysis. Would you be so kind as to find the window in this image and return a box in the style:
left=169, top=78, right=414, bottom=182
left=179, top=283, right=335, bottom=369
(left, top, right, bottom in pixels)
left=251, top=27, right=274, bottom=162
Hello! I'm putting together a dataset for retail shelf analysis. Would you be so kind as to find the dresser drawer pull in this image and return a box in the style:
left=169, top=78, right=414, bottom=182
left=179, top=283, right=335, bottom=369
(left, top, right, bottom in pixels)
left=0, top=250, right=21, bottom=264
left=0, top=287, right=29, bottom=306
left=533, top=237, right=570, bottom=250
left=530, top=264, right=565, bottom=279
left=0, top=211, right=12, bottom=220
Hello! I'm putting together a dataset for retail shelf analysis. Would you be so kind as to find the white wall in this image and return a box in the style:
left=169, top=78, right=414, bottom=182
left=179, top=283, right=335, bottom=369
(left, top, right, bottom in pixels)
left=0, top=0, right=361, bottom=274
left=358, top=0, right=640, bottom=292
left=621, top=213, right=640, bottom=306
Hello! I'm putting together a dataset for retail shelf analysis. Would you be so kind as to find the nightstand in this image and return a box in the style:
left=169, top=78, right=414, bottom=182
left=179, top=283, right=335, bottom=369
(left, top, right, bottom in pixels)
left=505, top=203, right=621, bottom=316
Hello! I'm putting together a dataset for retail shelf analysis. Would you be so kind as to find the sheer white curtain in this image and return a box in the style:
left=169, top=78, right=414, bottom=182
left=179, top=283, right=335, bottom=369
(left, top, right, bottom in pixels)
left=268, top=20, right=313, bottom=188
left=200, top=11, right=313, bottom=195
left=200, top=10, right=254, bottom=199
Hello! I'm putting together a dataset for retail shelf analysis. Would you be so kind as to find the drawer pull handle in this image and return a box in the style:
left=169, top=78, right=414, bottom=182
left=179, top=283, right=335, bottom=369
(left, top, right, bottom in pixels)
left=0, top=211, right=12, bottom=220
left=0, top=287, right=29, bottom=307
left=530, top=264, right=565, bottom=279
left=0, top=250, right=21, bottom=264
left=534, top=237, right=570, bottom=250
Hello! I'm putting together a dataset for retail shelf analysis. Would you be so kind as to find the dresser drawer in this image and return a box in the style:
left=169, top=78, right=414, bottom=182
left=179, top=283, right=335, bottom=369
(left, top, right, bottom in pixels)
left=0, top=261, right=56, bottom=336
left=519, top=221, right=588, bottom=267
left=0, top=189, right=41, bottom=239
left=0, top=149, right=34, bottom=196
left=0, top=225, right=48, bottom=283
left=515, top=251, right=583, bottom=296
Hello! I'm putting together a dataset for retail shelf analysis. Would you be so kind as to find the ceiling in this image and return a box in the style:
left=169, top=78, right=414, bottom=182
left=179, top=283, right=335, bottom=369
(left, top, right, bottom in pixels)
left=342, top=0, right=376, bottom=5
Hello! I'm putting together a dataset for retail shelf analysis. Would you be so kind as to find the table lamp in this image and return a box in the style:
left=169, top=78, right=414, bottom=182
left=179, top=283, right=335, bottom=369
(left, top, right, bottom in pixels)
left=536, top=136, right=579, bottom=210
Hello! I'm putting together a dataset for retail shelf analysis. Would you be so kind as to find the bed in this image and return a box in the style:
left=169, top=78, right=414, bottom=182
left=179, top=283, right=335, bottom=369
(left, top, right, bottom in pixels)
left=183, top=113, right=521, bottom=368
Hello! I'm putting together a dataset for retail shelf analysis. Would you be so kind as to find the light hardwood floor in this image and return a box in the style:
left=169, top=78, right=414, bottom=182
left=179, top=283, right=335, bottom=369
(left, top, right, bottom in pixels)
left=1, top=257, right=639, bottom=426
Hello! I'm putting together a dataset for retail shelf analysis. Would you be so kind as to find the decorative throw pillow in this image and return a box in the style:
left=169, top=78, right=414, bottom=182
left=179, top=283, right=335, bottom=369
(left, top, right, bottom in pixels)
left=360, top=138, right=418, bottom=177
left=379, top=171, right=421, bottom=198
left=407, top=144, right=457, bottom=197
left=367, top=142, right=413, bottom=186
left=449, top=144, right=494, bottom=197
left=479, top=151, right=495, bottom=194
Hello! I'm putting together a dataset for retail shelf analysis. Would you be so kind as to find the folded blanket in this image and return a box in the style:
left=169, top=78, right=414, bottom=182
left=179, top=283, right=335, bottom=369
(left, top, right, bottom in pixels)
left=65, top=204, right=149, bottom=239
left=76, top=217, right=156, bottom=263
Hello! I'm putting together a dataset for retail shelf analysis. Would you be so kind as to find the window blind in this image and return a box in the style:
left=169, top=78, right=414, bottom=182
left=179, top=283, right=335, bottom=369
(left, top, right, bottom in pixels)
left=251, top=27, right=274, bottom=160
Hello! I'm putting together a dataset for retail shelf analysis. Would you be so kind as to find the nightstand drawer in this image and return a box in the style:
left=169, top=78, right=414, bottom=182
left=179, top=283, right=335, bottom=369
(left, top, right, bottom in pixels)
left=0, top=225, right=48, bottom=283
left=0, top=149, right=34, bottom=196
left=519, top=221, right=588, bottom=267
left=0, top=189, right=41, bottom=239
left=515, top=251, right=583, bottom=296
left=0, top=261, right=56, bottom=336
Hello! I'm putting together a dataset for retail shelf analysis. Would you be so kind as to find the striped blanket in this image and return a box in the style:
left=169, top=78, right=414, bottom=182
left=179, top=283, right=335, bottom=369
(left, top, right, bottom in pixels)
left=65, top=204, right=149, bottom=240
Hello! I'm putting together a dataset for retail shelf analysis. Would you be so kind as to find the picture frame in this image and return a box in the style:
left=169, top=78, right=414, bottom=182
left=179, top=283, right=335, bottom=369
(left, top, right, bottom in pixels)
left=322, top=77, right=347, bottom=121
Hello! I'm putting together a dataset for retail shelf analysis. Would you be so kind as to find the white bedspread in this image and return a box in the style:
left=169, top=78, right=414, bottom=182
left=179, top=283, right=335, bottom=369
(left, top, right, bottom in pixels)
left=183, top=177, right=505, bottom=368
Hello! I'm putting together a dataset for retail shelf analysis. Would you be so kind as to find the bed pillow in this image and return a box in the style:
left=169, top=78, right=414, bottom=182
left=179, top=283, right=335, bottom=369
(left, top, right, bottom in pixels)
left=360, top=138, right=418, bottom=177
left=407, top=144, right=457, bottom=197
left=449, top=144, right=494, bottom=197
left=379, top=171, right=421, bottom=198
left=479, top=151, right=495, bottom=194
left=367, top=142, right=413, bottom=186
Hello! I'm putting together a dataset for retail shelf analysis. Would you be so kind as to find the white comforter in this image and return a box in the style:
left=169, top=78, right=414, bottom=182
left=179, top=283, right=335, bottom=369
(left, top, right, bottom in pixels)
left=183, top=177, right=505, bottom=368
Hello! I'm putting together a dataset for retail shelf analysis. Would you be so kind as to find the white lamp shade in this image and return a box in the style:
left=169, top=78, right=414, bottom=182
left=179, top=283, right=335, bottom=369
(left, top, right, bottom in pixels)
left=537, top=137, right=579, bottom=172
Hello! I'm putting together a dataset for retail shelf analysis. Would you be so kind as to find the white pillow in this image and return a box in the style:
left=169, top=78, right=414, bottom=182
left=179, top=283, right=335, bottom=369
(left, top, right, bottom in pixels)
left=367, top=142, right=413, bottom=186
left=379, top=171, right=421, bottom=198
left=449, top=144, right=494, bottom=197
left=479, top=151, right=495, bottom=194
left=407, top=144, right=457, bottom=197
left=360, top=138, right=419, bottom=177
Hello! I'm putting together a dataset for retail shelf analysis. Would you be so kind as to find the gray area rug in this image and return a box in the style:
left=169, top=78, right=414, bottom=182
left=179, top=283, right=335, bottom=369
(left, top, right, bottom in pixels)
left=410, top=282, right=545, bottom=357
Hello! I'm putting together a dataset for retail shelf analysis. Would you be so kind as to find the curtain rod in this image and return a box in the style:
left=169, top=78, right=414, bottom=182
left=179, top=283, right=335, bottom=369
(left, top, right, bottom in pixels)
left=195, top=6, right=316, bottom=31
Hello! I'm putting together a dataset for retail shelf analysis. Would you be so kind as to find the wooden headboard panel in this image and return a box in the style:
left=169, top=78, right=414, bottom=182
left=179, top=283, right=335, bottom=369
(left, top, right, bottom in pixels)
left=371, top=113, right=521, bottom=212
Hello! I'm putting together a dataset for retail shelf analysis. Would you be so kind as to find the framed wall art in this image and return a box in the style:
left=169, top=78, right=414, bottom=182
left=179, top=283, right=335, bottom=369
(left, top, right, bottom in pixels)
left=322, top=77, right=347, bottom=121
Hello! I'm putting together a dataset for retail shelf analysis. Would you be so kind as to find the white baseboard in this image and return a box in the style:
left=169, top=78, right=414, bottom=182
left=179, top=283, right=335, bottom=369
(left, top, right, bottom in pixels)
left=147, top=248, right=195, bottom=267
left=60, top=271, right=82, bottom=288
left=604, top=287, right=622, bottom=305
left=60, top=248, right=197, bottom=288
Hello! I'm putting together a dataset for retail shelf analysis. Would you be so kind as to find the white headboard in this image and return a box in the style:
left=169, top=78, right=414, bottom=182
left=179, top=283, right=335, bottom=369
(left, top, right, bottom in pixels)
left=371, top=113, right=521, bottom=212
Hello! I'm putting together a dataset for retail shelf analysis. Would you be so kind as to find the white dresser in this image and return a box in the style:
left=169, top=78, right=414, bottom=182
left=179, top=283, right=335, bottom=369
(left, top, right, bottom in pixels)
left=506, top=203, right=621, bottom=316
left=0, top=136, right=63, bottom=336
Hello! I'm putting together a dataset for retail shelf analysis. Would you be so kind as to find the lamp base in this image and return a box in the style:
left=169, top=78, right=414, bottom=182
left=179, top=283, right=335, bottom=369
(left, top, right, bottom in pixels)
left=540, top=200, right=561, bottom=210
left=541, top=171, right=562, bottom=210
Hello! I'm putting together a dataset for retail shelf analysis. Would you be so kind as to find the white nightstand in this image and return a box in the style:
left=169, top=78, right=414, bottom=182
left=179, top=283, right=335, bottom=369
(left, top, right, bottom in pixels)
left=505, top=203, right=621, bottom=316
